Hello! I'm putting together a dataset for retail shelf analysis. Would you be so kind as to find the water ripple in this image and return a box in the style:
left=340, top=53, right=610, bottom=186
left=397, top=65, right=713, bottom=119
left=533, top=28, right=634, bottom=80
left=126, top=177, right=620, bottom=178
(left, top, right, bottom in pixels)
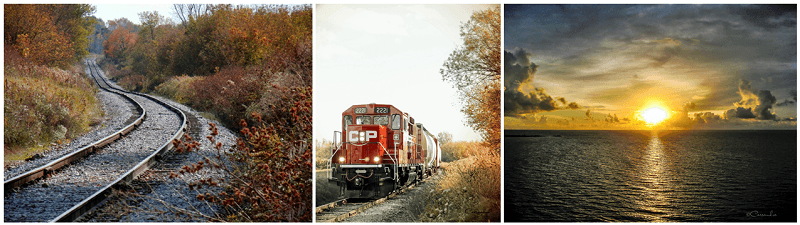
left=505, top=130, right=796, bottom=222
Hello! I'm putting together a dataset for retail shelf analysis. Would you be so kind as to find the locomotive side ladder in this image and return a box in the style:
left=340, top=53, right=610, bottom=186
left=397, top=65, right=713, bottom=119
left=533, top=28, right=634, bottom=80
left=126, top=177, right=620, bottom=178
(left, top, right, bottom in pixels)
left=328, top=131, right=342, bottom=179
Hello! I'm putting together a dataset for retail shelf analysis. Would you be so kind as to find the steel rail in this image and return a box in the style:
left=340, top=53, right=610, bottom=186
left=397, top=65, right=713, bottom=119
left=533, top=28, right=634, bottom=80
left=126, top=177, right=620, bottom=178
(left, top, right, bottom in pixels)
left=314, top=176, right=428, bottom=222
left=3, top=59, right=146, bottom=194
left=50, top=58, right=188, bottom=222
left=1, top=58, right=188, bottom=222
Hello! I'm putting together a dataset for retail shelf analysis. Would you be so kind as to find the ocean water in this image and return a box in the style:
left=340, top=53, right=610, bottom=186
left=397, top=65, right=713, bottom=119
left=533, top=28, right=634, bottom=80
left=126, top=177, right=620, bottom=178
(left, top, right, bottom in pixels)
left=505, top=130, right=796, bottom=222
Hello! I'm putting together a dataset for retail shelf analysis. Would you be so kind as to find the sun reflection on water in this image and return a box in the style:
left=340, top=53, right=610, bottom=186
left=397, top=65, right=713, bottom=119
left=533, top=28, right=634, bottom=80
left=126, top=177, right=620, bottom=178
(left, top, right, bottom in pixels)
left=635, top=131, right=676, bottom=221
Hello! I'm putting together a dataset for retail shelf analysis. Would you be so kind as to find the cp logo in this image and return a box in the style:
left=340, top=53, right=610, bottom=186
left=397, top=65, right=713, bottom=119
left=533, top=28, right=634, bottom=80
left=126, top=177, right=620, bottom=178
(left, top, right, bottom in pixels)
left=349, top=130, right=378, bottom=142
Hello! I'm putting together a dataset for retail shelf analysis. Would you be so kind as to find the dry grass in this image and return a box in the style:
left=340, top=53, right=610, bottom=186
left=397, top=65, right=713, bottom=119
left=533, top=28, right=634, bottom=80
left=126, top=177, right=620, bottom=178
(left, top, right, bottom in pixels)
left=315, top=139, right=332, bottom=170
left=154, top=75, right=200, bottom=104
left=419, top=143, right=500, bottom=222
left=440, top=140, right=489, bottom=162
left=4, top=48, right=102, bottom=163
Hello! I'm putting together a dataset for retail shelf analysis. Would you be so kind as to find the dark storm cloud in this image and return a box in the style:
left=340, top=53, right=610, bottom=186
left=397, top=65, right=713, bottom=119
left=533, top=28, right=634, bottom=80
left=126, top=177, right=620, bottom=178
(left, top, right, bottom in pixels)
left=504, top=50, right=580, bottom=116
left=504, top=5, right=797, bottom=65
left=505, top=5, right=639, bottom=64
left=503, top=49, right=536, bottom=91
left=754, top=90, right=778, bottom=120
left=725, top=79, right=779, bottom=120
left=668, top=95, right=784, bottom=128
left=725, top=107, right=756, bottom=119
left=730, top=4, right=797, bottom=30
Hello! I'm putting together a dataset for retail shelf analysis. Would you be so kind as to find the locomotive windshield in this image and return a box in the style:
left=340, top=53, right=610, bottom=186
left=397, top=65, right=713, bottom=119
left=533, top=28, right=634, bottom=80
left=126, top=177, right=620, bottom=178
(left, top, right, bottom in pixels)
left=374, top=115, right=389, bottom=125
left=343, top=115, right=352, bottom=131
left=391, top=114, right=401, bottom=130
left=356, top=116, right=372, bottom=125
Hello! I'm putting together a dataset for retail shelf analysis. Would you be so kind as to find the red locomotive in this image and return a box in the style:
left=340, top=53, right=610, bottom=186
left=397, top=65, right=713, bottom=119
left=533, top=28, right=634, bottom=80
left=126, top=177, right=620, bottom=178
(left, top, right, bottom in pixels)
left=328, top=103, right=441, bottom=199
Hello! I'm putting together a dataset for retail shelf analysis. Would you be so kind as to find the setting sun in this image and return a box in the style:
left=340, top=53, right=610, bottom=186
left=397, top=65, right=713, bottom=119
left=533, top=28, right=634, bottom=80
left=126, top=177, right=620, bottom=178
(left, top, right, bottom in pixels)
left=641, top=107, right=668, bottom=125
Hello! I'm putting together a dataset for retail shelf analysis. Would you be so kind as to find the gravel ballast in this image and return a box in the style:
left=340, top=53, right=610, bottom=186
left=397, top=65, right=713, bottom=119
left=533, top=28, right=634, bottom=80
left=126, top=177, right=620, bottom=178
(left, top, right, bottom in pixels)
left=79, top=98, right=238, bottom=222
left=3, top=61, right=183, bottom=222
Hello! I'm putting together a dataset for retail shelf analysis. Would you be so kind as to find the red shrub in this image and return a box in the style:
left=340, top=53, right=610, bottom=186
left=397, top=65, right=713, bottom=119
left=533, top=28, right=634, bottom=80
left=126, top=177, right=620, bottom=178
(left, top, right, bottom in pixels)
left=174, top=85, right=312, bottom=222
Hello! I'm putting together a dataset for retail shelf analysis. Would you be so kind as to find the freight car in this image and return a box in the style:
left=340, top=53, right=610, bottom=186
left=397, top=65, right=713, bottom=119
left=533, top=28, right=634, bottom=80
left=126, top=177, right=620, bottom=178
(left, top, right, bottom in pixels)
left=328, top=103, right=441, bottom=199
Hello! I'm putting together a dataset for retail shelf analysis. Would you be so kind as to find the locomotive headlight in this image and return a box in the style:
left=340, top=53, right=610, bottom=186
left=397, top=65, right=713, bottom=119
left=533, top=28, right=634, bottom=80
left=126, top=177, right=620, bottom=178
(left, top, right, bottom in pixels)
left=339, top=156, right=345, bottom=162
left=374, top=156, right=380, bottom=163
left=359, top=131, right=366, bottom=142
left=393, top=133, right=399, bottom=141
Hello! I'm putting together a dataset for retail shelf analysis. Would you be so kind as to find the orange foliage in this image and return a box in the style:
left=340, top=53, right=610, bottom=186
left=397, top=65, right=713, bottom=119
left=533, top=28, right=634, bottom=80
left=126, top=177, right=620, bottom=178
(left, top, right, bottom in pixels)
left=99, top=6, right=313, bottom=220
left=188, top=66, right=263, bottom=128
left=440, top=6, right=501, bottom=151
left=174, top=4, right=311, bottom=76
left=172, top=86, right=312, bottom=221
left=4, top=4, right=94, bottom=68
left=5, top=5, right=74, bottom=68
left=103, top=27, right=137, bottom=63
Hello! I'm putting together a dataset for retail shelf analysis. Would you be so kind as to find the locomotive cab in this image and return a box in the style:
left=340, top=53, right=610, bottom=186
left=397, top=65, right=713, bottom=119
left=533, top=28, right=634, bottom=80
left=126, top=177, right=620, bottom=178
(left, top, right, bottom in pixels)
left=328, top=103, right=439, bottom=199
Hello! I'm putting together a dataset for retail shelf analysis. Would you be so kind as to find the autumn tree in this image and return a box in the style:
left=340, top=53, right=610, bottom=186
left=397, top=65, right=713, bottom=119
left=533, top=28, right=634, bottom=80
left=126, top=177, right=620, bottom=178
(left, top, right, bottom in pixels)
left=440, top=6, right=501, bottom=151
left=103, top=25, right=137, bottom=64
left=126, top=11, right=179, bottom=90
left=107, top=17, right=137, bottom=32
left=4, top=4, right=95, bottom=68
left=50, top=4, right=97, bottom=60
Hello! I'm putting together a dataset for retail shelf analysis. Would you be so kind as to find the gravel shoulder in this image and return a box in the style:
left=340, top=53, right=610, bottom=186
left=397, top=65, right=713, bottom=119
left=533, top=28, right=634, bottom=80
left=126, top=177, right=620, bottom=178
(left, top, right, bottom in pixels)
left=339, top=173, right=442, bottom=222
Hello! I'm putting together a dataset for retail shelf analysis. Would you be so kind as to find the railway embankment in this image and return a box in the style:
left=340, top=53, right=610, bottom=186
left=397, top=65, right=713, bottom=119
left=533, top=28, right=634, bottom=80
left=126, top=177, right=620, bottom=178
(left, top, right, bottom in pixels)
left=420, top=152, right=501, bottom=222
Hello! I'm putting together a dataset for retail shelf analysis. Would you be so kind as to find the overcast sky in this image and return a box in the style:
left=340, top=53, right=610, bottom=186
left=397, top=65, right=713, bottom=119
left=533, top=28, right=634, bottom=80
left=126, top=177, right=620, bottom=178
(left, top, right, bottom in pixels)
left=314, top=4, right=497, bottom=142
left=505, top=4, right=797, bottom=130
left=93, top=4, right=177, bottom=23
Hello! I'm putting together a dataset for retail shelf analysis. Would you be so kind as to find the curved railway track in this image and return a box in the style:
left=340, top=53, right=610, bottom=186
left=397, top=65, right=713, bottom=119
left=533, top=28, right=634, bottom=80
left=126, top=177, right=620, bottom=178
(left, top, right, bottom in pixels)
left=3, top=58, right=187, bottom=222
left=315, top=176, right=428, bottom=222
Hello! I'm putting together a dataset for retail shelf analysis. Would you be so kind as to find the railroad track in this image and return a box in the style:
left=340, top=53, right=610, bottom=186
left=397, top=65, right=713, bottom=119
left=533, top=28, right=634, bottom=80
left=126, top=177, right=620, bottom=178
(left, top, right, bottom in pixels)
left=3, top=58, right=187, bottom=222
left=315, top=176, right=428, bottom=222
